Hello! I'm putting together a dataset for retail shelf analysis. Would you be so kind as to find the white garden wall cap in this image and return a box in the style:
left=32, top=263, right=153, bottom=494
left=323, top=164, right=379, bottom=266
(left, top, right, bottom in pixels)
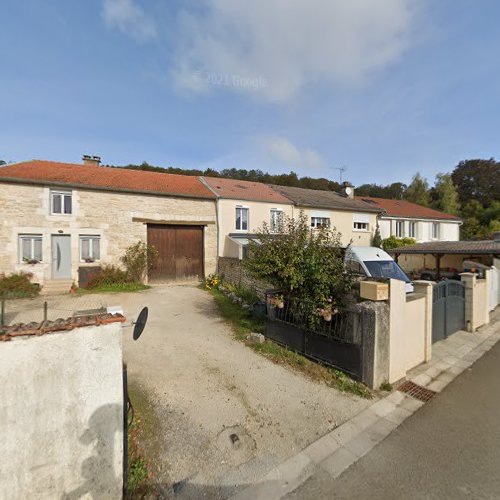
left=0, top=313, right=126, bottom=342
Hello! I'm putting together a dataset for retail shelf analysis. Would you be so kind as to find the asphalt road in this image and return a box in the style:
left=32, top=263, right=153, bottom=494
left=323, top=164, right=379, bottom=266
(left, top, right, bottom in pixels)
left=287, top=338, right=500, bottom=500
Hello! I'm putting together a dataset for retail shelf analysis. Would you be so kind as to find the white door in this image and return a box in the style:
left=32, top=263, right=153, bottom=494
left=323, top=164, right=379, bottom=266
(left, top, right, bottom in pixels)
left=52, top=235, right=72, bottom=279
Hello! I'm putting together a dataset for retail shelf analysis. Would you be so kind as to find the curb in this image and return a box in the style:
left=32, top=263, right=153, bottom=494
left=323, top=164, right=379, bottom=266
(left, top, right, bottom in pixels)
left=231, top=312, right=500, bottom=500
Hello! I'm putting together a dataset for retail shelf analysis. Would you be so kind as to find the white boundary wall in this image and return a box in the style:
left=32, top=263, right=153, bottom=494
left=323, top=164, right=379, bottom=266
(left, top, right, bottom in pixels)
left=0, top=322, right=124, bottom=500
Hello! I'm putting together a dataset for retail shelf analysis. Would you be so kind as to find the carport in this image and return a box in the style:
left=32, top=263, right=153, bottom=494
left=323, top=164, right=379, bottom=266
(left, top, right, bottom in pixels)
left=390, top=239, right=500, bottom=280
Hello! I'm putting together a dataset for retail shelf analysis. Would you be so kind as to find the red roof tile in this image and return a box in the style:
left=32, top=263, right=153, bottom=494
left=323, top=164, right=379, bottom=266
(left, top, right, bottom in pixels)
left=203, top=177, right=292, bottom=203
left=355, top=196, right=461, bottom=221
left=0, top=160, right=215, bottom=199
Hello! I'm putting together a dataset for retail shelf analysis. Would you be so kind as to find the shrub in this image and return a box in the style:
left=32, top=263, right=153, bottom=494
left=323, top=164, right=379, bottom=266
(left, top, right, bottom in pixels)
left=120, top=241, right=158, bottom=284
left=244, top=212, right=353, bottom=309
left=381, top=236, right=416, bottom=251
left=223, top=282, right=260, bottom=304
left=86, top=265, right=129, bottom=289
left=0, top=272, right=40, bottom=299
left=372, top=227, right=382, bottom=248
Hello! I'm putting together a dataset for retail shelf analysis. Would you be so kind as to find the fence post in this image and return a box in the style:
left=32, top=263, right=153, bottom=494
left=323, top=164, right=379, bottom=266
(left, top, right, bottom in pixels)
left=413, top=281, right=434, bottom=362
left=43, top=301, right=48, bottom=322
left=1, top=300, right=5, bottom=326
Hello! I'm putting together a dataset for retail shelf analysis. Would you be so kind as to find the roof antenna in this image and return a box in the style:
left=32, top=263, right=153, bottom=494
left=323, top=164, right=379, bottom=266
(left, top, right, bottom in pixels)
left=330, top=166, right=347, bottom=183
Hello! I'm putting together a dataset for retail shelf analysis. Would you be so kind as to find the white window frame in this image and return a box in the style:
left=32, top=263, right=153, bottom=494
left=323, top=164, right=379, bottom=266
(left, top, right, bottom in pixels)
left=432, top=222, right=440, bottom=240
left=79, top=235, right=101, bottom=262
left=311, top=217, right=331, bottom=229
left=19, top=234, right=43, bottom=263
left=50, top=189, right=72, bottom=215
left=270, top=208, right=284, bottom=233
left=353, top=222, right=369, bottom=231
left=408, top=221, right=417, bottom=238
left=395, top=220, right=404, bottom=238
left=235, top=206, right=249, bottom=231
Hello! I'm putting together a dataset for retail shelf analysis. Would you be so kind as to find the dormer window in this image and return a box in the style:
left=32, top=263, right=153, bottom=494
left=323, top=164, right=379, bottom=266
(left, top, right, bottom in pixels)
left=51, top=190, right=72, bottom=215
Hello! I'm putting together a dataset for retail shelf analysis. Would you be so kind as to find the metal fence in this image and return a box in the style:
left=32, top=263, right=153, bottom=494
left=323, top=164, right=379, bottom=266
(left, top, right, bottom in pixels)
left=266, top=296, right=362, bottom=344
left=0, top=294, right=117, bottom=327
left=264, top=295, right=364, bottom=379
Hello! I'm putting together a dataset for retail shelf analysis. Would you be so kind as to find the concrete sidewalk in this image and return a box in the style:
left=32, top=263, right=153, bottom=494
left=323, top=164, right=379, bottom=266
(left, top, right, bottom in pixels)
left=287, top=317, right=500, bottom=499
left=233, top=308, right=500, bottom=500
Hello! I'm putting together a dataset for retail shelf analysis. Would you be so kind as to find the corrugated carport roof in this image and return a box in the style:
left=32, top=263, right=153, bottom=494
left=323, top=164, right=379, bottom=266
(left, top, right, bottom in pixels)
left=389, top=240, right=500, bottom=255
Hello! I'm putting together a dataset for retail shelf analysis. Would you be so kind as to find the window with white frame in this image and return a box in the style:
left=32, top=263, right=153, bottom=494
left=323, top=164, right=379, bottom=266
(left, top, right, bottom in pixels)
left=409, top=221, right=417, bottom=238
left=80, top=235, right=100, bottom=262
left=353, top=222, right=369, bottom=231
left=311, top=217, right=330, bottom=229
left=395, top=221, right=404, bottom=238
left=353, top=213, right=370, bottom=231
left=235, top=206, right=249, bottom=231
left=19, top=234, right=42, bottom=263
left=432, top=222, right=440, bottom=239
left=51, top=190, right=72, bottom=215
left=270, top=209, right=284, bottom=232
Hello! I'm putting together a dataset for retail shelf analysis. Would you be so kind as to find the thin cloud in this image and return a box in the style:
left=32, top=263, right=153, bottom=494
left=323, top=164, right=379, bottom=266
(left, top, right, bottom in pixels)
left=262, top=136, right=326, bottom=172
left=102, top=0, right=157, bottom=42
left=171, top=0, right=421, bottom=102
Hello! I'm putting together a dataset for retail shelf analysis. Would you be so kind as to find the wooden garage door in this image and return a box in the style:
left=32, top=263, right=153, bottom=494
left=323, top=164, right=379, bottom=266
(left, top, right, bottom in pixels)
left=147, top=224, right=204, bottom=282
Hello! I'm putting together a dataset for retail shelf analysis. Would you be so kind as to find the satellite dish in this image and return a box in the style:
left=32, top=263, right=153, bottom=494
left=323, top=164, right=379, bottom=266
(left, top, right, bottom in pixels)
left=133, top=307, right=148, bottom=341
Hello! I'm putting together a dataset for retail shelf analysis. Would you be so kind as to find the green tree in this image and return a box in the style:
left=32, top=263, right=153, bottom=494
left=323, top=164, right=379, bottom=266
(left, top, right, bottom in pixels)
left=372, top=227, right=382, bottom=248
left=451, top=158, right=500, bottom=207
left=432, top=173, right=460, bottom=215
left=244, top=213, right=352, bottom=308
left=404, top=173, right=431, bottom=207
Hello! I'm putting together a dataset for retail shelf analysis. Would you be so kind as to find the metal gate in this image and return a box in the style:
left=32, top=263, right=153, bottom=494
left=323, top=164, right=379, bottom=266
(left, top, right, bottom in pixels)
left=432, top=280, right=465, bottom=343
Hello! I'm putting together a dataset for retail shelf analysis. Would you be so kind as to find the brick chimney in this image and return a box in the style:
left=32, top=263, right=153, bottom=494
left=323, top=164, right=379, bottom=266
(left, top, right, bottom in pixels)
left=82, top=155, right=101, bottom=167
left=340, top=181, right=355, bottom=199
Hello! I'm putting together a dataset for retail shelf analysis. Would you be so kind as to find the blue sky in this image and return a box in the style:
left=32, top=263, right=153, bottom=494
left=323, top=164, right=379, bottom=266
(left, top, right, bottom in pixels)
left=1, top=0, right=499, bottom=186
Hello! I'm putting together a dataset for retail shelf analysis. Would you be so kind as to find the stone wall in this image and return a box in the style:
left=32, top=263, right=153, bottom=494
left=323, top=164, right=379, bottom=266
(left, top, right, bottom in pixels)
left=0, top=320, right=124, bottom=499
left=218, top=257, right=273, bottom=299
left=0, top=182, right=217, bottom=285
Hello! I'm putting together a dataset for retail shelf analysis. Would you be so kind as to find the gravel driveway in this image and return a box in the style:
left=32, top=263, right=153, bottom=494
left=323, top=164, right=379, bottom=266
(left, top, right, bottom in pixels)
left=118, top=284, right=372, bottom=499
left=5, top=284, right=372, bottom=498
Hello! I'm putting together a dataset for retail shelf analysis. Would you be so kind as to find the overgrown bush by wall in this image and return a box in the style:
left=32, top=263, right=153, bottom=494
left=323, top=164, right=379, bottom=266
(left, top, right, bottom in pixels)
left=0, top=272, right=40, bottom=299
left=86, top=265, right=130, bottom=289
left=381, top=236, right=416, bottom=251
left=218, top=258, right=271, bottom=300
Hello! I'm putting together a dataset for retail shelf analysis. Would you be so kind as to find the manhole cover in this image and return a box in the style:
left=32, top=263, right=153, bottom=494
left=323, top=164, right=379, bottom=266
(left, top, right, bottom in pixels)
left=216, top=426, right=256, bottom=466
left=398, top=380, right=436, bottom=403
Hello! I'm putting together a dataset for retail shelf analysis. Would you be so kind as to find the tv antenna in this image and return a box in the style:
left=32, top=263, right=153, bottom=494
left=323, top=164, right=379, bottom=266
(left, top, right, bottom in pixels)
left=331, top=166, right=347, bottom=183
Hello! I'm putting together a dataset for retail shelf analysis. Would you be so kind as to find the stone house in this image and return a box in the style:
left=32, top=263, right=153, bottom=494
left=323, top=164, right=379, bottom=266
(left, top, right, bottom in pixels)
left=355, top=196, right=462, bottom=242
left=0, top=158, right=217, bottom=289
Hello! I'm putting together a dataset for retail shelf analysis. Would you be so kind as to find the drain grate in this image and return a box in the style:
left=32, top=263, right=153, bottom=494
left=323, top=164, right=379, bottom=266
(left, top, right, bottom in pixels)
left=398, top=380, right=436, bottom=403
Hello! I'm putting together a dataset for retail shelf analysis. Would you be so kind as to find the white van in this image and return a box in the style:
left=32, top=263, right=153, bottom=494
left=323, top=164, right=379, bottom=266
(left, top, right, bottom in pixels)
left=345, top=246, right=414, bottom=293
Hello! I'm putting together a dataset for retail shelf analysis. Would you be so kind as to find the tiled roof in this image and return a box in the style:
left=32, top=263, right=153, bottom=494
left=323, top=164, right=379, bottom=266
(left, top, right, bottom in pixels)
left=355, top=196, right=461, bottom=221
left=0, top=160, right=216, bottom=199
left=270, top=185, right=383, bottom=213
left=0, top=313, right=126, bottom=341
left=388, top=240, right=500, bottom=255
left=203, top=177, right=292, bottom=203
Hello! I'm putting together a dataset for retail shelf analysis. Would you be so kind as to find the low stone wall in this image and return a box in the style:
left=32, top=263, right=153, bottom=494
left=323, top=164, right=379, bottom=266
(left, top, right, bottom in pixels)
left=218, top=257, right=272, bottom=300
left=0, top=316, right=125, bottom=499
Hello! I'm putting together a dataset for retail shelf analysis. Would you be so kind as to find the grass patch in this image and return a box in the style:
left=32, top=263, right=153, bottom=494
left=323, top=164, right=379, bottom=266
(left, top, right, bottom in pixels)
left=77, top=283, right=150, bottom=294
left=380, top=381, right=393, bottom=392
left=209, top=288, right=372, bottom=399
left=125, top=381, right=162, bottom=498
